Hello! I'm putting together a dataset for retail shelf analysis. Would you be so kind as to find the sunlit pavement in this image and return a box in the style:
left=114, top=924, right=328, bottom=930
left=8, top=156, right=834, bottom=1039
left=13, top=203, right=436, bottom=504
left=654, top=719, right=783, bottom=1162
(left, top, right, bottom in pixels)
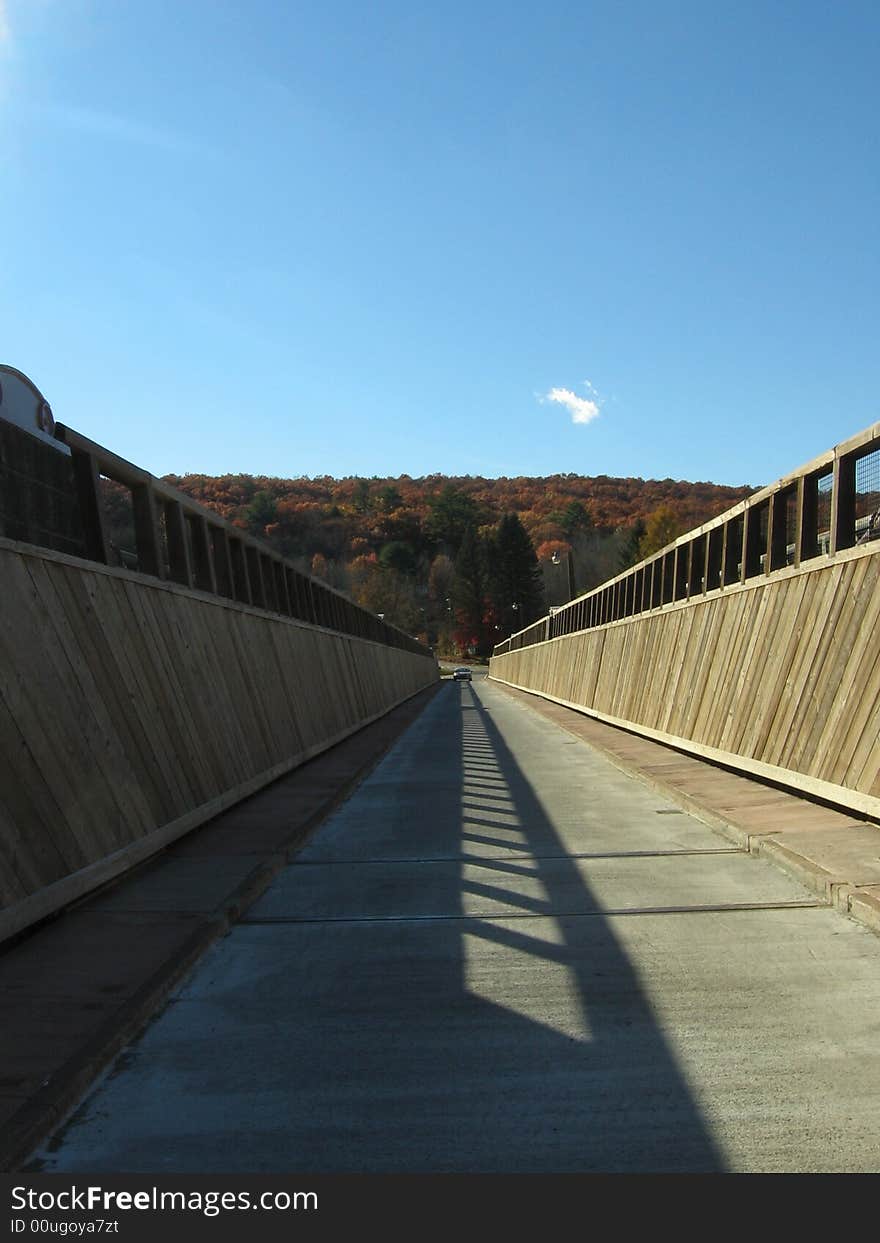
left=31, top=678, right=880, bottom=1172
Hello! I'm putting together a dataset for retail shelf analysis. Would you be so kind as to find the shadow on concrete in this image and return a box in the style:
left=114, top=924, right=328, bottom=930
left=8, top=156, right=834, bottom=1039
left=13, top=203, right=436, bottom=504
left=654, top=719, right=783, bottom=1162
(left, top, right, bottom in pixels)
left=421, top=681, right=727, bottom=1172
left=31, top=679, right=726, bottom=1173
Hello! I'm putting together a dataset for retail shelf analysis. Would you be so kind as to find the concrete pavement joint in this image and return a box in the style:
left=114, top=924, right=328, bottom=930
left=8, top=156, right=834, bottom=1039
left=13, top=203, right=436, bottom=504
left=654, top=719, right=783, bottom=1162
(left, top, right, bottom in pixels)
left=490, top=681, right=880, bottom=941
left=291, top=847, right=748, bottom=865
left=239, top=898, right=827, bottom=925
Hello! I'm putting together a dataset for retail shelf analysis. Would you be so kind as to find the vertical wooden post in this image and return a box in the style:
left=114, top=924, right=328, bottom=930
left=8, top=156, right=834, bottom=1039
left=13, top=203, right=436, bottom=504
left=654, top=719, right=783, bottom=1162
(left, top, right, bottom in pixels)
left=721, top=521, right=732, bottom=586
left=767, top=489, right=790, bottom=573
left=705, top=527, right=721, bottom=592
left=209, top=527, right=234, bottom=598
left=69, top=450, right=111, bottom=564
left=164, top=500, right=193, bottom=587
left=830, top=452, right=857, bottom=553
left=228, top=538, right=252, bottom=604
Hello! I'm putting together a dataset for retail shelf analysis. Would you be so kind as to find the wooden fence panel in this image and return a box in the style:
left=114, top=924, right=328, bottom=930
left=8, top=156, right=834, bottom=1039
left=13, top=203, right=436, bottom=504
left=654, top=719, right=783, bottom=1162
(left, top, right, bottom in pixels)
left=0, top=538, right=437, bottom=943
left=490, top=542, right=880, bottom=821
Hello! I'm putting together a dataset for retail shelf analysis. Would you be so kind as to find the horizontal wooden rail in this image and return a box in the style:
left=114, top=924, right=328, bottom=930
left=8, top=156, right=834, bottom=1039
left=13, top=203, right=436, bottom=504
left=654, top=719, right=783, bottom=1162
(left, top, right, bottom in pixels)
left=54, top=424, right=429, bottom=659
left=495, top=420, right=880, bottom=655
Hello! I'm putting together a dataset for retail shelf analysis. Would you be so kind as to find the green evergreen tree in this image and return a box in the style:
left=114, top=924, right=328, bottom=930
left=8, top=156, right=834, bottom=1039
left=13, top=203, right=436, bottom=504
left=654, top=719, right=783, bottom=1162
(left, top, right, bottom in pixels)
left=352, top=479, right=371, bottom=513
left=379, top=540, right=417, bottom=576
left=452, top=525, right=490, bottom=655
left=488, top=513, right=545, bottom=638
left=618, top=518, right=646, bottom=571
left=376, top=485, right=403, bottom=512
left=245, top=489, right=278, bottom=534
left=559, top=500, right=594, bottom=537
left=425, top=486, right=482, bottom=557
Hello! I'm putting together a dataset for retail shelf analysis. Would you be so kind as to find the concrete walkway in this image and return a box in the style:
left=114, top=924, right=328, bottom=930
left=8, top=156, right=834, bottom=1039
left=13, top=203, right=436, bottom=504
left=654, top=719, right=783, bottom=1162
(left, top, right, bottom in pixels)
left=493, top=681, right=880, bottom=933
left=21, top=676, right=880, bottom=1173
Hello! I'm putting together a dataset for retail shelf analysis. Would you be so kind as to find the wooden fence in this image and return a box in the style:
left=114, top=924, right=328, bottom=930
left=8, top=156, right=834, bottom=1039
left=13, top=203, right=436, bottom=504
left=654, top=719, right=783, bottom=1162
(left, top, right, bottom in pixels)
left=0, top=538, right=437, bottom=943
left=0, top=418, right=438, bottom=942
left=490, top=422, right=880, bottom=820
left=54, top=423, right=426, bottom=657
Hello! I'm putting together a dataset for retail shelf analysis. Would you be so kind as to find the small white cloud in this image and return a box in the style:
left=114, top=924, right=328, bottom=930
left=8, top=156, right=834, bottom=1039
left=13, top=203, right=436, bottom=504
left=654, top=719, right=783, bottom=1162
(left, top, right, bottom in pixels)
left=543, top=385, right=602, bottom=426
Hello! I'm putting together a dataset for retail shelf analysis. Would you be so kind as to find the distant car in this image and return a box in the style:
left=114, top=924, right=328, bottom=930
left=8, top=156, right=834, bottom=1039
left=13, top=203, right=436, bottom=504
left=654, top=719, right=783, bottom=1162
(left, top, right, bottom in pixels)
left=452, top=667, right=472, bottom=681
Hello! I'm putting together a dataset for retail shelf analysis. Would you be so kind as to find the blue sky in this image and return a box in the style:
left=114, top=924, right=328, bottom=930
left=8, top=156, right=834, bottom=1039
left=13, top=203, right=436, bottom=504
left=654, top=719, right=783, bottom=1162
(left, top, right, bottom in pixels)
left=2, top=1, right=878, bottom=487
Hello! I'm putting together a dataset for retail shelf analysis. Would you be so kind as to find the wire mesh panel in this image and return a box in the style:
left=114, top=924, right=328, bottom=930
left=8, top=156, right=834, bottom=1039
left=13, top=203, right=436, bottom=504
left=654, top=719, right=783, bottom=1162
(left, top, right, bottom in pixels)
left=816, top=471, right=833, bottom=557
left=855, top=446, right=880, bottom=542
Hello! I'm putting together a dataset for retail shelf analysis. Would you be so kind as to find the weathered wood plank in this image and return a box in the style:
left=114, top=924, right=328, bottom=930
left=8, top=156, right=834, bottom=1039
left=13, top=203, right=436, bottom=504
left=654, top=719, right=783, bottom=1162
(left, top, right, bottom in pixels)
left=0, top=554, right=123, bottom=859
left=23, top=556, right=158, bottom=838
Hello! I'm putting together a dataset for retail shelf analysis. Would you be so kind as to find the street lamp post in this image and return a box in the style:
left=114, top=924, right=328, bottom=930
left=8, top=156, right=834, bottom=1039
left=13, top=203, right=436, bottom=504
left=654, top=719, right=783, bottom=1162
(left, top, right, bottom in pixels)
left=551, top=548, right=575, bottom=602
left=509, top=601, right=519, bottom=636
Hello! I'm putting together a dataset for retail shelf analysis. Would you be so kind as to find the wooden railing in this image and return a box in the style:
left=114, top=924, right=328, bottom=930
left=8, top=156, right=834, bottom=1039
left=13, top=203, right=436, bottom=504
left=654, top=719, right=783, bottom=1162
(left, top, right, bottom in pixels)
left=495, top=420, right=880, bottom=655
left=489, top=420, right=880, bottom=821
left=56, top=424, right=429, bottom=659
left=0, top=421, right=437, bottom=943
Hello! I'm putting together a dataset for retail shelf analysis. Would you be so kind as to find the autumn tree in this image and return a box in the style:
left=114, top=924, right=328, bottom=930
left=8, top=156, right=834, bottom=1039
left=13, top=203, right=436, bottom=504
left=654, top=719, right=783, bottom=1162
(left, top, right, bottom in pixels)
left=637, top=505, right=682, bottom=559
left=349, top=553, right=422, bottom=636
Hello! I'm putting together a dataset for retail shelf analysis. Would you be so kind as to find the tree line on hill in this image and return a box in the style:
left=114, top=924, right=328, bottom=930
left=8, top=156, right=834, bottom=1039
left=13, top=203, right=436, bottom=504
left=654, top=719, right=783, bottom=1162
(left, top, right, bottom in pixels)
left=153, top=471, right=754, bottom=657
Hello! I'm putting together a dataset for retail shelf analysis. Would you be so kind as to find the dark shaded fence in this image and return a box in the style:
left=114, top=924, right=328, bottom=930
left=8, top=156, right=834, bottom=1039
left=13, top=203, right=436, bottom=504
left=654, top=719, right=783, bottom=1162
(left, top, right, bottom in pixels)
left=55, top=424, right=427, bottom=658
left=0, top=420, right=86, bottom=558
